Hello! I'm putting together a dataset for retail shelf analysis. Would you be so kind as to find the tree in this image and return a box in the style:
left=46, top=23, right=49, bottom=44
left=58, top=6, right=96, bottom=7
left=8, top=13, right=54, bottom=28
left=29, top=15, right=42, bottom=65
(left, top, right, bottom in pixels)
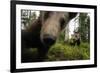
left=64, top=24, right=69, bottom=42
left=78, top=13, right=90, bottom=42
left=21, top=10, right=37, bottom=29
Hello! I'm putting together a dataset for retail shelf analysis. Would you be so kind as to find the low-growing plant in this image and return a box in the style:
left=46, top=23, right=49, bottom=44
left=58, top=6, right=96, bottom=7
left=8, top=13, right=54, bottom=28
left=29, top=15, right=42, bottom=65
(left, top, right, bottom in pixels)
left=47, top=41, right=90, bottom=61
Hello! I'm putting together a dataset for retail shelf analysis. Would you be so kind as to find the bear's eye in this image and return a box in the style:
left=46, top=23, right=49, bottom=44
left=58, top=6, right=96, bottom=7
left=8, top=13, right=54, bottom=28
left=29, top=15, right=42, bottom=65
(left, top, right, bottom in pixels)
left=60, top=18, right=65, bottom=28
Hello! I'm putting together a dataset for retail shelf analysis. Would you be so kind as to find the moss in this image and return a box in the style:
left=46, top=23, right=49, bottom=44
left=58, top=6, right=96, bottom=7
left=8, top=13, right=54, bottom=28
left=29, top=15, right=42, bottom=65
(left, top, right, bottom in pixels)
left=47, top=41, right=90, bottom=61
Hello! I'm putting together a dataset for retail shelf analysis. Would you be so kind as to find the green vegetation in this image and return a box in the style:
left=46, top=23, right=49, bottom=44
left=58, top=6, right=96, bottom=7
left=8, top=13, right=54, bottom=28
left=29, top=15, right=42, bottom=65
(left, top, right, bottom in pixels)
left=79, top=13, right=90, bottom=42
left=23, top=41, right=90, bottom=62
left=46, top=41, right=90, bottom=61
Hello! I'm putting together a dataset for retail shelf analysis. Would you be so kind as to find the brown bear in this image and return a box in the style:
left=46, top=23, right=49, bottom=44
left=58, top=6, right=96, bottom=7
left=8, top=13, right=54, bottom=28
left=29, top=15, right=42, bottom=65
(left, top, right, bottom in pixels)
left=21, top=11, right=77, bottom=62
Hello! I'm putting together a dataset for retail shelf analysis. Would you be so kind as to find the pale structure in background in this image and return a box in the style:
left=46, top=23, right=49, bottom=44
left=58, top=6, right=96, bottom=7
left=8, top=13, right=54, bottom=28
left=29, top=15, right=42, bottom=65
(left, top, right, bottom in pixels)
left=65, top=14, right=79, bottom=41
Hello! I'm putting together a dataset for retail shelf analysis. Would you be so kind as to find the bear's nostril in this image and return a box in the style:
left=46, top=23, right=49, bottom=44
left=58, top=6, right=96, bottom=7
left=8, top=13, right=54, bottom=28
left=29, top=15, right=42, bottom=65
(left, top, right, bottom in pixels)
left=43, top=37, right=55, bottom=46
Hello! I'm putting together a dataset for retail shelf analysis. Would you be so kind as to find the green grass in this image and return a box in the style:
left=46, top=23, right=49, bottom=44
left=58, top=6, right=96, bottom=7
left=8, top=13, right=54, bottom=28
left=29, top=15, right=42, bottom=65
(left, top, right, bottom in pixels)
left=46, top=42, right=90, bottom=61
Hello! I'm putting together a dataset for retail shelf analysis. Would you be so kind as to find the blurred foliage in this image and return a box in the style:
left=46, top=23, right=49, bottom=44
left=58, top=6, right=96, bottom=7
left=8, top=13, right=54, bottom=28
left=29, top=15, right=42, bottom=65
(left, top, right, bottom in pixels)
left=57, top=30, right=65, bottom=43
left=79, top=13, right=90, bottom=42
left=47, top=41, right=90, bottom=61
left=21, top=10, right=37, bottom=29
left=23, top=39, right=90, bottom=62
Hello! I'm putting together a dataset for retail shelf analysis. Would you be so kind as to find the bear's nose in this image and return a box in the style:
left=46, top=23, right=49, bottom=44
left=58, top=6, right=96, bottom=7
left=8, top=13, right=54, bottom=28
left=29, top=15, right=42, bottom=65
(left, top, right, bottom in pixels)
left=43, top=35, right=56, bottom=46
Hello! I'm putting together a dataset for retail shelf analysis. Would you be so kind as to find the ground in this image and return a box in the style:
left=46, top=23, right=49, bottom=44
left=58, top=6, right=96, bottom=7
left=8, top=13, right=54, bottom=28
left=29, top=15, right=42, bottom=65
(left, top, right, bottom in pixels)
left=22, top=40, right=90, bottom=62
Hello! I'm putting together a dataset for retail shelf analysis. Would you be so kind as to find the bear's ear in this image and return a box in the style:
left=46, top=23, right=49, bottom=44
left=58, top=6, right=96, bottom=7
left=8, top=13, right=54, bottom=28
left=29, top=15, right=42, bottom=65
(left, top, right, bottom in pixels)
left=39, top=11, right=51, bottom=24
left=69, top=12, right=77, bottom=20
left=43, top=11, right=51, bottom=20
